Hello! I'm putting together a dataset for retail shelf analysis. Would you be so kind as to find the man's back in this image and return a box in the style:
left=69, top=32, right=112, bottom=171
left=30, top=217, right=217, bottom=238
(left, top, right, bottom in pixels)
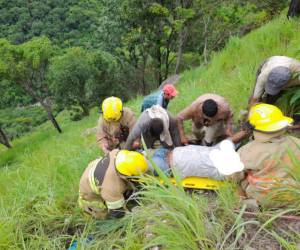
left=141, top=91, right=168, bottom=112
left=125, top=106, right=180, bottom=150
left=252, top=56, right=300, bottom=100
left=177, top=93, right=232, bottom=124
left=238, top=135, right=300, bottom=171
left=238, top=134, right=300, bottom=203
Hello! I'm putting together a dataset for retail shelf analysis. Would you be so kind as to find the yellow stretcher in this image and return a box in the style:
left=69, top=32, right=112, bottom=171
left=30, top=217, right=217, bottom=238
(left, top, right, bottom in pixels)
left=133, top=176, right=224, bottom=190
left=168, top=177, right=224, bottom=190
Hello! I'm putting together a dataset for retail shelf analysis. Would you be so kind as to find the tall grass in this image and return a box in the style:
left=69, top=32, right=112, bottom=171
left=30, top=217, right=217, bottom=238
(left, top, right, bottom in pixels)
left=0, top=109, right=100, bottom=248
left=1, top=15, right=300, bottom=249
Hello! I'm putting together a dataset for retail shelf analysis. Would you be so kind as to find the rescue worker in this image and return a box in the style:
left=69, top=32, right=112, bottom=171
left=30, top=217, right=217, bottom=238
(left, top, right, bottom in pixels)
left=96, top=97, right=136, bottom=154
left=124, top=105, right=181, bottom=150
left=141, top=84, right=178, bottom=112
left=177, top=93, right=234, bottom=146
left=78, top=149, right=148, bottom=219
left=235, top=104, right=300, bottom=207
left=249, top=56, right=300, bottom=107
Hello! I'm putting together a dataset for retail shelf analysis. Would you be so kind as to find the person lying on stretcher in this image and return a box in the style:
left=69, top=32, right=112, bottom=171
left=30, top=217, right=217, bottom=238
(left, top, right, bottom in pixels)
left=145, top=139, right=244, bottom=180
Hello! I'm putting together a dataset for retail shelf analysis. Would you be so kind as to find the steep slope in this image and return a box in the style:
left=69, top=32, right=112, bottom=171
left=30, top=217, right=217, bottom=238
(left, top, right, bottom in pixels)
left=167, top=15, right=300, bottom=115
left=0, top=15, right=300, bottom=249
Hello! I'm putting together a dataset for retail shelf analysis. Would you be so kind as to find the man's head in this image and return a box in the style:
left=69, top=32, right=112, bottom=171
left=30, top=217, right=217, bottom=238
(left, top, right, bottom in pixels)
left=202, top=99, right=218, bottom=126
left=102, top=96, right=123, bottom=122
left=149, top=118, right=164, bottom=138
left=265, top=66, right=292, bottom=96
left=248, top=103, right=293, bottom=133
left=163, top=84, right=178, bottom=100
left=115, top=150, right=148, bottom=177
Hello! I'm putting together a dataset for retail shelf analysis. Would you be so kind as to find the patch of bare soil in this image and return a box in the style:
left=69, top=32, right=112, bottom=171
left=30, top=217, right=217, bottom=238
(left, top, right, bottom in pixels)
left=238, top=219, right=300, bottom=250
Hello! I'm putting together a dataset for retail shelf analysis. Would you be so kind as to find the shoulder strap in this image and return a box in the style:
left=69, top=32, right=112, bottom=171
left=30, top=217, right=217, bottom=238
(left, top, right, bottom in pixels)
left=94, top=155, right=110, bottom=186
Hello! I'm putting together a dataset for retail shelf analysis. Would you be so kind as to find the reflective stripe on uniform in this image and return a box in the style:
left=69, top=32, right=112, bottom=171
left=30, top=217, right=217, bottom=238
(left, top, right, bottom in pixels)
left=88, top=159, right=101, bottom=195
left=247, top=172, right=276, bottom=190
left=78, top=193, right=106, bottom=210
left=106, top=198, right=125, bottom=210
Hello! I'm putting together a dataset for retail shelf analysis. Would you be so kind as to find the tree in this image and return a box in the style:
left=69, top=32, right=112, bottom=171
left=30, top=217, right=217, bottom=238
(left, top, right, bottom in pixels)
left=0, top=79, right=33, bottom=109
left=288, top=0, right=300, bottom=18
left=127, top=1, right=178, bottom=85
left=0, top=37, right=62, bottom=133
left=0, top=0, right=104, bottom=48
left=49, top=47, right=119, bottom=116
left=49, top=47, right=95, bottom=116
left=174, top=0, right=194, bottom=73
left=0, top=126, right=11, bottom=148
left=112, top=1, right=188, bottom=87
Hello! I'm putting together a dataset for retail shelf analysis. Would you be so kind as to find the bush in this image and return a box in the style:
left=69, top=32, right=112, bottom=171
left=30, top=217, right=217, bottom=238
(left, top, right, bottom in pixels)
left=69, top=106, right=85, bottom=121
left=0, top=106, right=50, bottom=139
left=14, top=117, right=32, bottom=126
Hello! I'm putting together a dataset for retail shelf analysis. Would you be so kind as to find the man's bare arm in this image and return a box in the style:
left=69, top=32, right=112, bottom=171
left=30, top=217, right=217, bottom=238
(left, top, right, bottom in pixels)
left=225, top=111, right=234, bottom=137
left=248, top=96, right=259, bottom=109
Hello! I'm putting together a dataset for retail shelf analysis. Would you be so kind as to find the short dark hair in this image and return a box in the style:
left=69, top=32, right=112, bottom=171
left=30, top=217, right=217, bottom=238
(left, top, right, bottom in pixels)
left=202, top=99, right=218, bottom=117
left=149, top=118, right=164, bottom=138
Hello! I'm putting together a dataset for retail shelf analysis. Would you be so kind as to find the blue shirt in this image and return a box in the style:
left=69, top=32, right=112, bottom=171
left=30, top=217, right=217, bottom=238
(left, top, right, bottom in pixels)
left=141, top=91, right=169, bottom=112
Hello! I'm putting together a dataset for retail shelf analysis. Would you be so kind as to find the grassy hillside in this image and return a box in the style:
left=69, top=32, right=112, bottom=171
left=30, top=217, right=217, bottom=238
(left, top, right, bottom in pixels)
left=1, top=15, right=300, bottom=249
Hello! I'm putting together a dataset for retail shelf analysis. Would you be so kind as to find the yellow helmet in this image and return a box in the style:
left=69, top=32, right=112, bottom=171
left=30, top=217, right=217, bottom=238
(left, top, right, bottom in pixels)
left=102, top=97, right=123, bottom=121
left=115, top=150, right=148, bottom=176
left=249, top=103, right=293, bottom=132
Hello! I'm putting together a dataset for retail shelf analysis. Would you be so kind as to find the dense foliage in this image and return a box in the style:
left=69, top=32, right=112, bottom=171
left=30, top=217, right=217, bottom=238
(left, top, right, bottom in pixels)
left=0, top=106, right=49, bottom=139
left=0, top=0, right=102, bottom=47
left=0, top=0, right=290, bottom=144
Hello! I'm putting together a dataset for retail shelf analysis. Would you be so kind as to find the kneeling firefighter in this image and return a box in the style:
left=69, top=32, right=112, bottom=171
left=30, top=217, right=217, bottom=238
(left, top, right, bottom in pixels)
left=96, top=97, right=136, bottom=154
left=78, top=149, right=148, bottom=219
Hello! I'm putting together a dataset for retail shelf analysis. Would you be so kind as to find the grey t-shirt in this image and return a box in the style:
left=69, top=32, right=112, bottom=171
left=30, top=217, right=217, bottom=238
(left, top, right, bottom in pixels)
left=171, top=145, right=224, bottom=180
left=124, top=110, right=181, bottom=150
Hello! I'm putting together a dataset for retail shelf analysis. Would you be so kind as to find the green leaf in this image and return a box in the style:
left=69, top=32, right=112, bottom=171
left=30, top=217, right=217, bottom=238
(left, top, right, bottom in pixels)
left=290, top=89, right=300, bottom=106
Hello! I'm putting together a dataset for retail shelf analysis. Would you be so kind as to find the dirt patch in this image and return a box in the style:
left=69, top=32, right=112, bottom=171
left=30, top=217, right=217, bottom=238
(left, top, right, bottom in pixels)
left=237, top=219, right=300, bottom=249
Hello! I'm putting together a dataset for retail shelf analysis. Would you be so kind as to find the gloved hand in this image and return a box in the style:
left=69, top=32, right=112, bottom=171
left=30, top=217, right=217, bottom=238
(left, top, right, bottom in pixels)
left=107, top=208, right=126, bottom=219
left=242, top=121, right=254, bottom=133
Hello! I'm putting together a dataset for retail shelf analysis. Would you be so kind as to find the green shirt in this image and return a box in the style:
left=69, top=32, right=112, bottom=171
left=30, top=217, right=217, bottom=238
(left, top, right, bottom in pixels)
left=141, top=91, right=169, bottom=112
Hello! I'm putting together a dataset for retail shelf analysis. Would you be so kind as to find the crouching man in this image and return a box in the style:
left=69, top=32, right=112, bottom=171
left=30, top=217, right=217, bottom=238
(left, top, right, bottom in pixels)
left=96, top=97, right=136, bottom=154
left=124, top=105, right=181, bottom=150
left=78, top=149, right=148, bottom=219
left=177, top=94, right=234, bottom=146
left=235, top=103, right=300, bottom=207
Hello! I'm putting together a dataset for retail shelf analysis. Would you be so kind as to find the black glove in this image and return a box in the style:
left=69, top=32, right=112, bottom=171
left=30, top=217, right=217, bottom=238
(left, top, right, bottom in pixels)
left=107, top=208, right=126, bottom=219
left=242, top=121, right=254, bottom=132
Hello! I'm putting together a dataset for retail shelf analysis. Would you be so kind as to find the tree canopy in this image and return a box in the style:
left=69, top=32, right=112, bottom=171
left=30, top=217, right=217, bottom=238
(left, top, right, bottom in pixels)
left=49, top=47, right=119, bottom=116
left=0, top=0, right=290, bottom=143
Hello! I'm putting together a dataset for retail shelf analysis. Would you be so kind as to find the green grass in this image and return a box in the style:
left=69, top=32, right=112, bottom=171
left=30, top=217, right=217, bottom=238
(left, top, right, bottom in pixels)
left=0, top=109, right=100, bottom=249
left=1, top=15, right=300, bottom=249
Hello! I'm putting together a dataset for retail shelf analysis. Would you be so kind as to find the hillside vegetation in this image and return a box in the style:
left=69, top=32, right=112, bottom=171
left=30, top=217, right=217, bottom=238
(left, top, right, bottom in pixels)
left=1, top=15, right=300, bottom=249
left=0, top=0, right=289, bottom=143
